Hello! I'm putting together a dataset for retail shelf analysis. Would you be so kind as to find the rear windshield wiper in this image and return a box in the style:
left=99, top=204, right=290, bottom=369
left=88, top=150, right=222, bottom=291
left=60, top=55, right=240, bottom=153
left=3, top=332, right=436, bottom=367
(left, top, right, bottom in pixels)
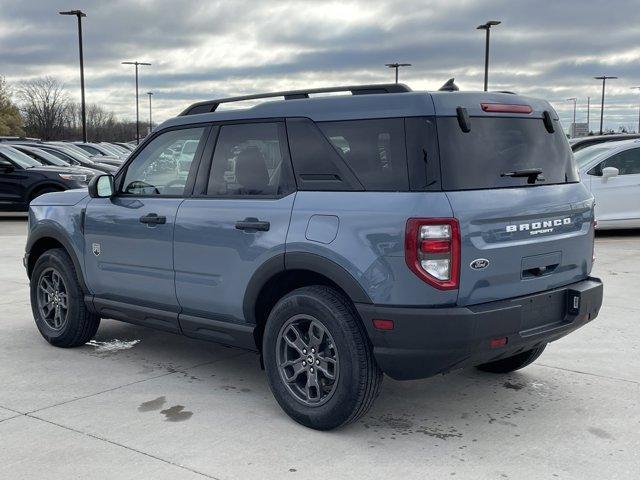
left=500, top=168, right=544, bottom=184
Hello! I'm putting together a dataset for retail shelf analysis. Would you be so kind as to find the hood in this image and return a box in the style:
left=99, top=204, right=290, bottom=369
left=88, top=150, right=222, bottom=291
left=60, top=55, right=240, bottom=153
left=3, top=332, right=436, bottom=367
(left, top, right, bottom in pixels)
left=29, top=188, right=89, bottom=206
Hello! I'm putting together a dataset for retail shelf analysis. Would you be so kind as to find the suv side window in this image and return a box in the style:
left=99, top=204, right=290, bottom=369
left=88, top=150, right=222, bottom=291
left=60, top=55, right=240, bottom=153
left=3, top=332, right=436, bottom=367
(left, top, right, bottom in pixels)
left=598, top=148, right=640, bottom=175
left=206, top=122, right=293, bottom=196
left=121, top=127, right=206, bottom=196
left=317, top=118, right=408, bottom=191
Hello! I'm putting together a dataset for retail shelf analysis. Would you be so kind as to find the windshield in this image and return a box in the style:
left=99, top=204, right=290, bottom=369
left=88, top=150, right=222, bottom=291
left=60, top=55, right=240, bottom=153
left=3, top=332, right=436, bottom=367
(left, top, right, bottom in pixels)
left=0, top=146, right=42, bottom=168
left=574, top=145, right=616, bottom=168
left=23, top=147, right=70, bottom=166
left=436, top=116, right=578, bottom=190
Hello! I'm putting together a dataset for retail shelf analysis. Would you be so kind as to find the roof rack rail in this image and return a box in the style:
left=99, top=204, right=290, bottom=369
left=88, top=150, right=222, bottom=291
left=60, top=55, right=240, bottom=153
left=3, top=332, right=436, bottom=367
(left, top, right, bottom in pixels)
left=179, top=83, right=412, bottom=116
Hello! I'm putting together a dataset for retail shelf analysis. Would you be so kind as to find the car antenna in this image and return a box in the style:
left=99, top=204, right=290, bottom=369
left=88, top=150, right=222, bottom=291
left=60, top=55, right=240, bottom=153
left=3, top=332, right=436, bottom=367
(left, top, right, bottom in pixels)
left=439, top=78, right=459, bottom=92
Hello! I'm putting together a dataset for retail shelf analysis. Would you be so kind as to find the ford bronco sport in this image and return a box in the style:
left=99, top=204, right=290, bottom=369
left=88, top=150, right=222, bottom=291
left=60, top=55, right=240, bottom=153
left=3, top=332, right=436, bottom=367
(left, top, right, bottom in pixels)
left=25, top=83, right=603, bottom=430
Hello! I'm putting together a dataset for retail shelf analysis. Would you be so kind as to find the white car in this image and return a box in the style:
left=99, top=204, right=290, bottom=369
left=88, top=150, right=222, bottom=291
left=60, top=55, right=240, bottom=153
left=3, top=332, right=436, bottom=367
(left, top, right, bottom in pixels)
left=575, top=139, right=640, bottom=229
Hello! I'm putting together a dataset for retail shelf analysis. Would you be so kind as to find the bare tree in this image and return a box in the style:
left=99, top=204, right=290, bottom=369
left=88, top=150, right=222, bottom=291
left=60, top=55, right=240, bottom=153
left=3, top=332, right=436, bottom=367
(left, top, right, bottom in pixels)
left=0, top=76, right=24, bottom=136
left=18, top=76, right=69, bottom=140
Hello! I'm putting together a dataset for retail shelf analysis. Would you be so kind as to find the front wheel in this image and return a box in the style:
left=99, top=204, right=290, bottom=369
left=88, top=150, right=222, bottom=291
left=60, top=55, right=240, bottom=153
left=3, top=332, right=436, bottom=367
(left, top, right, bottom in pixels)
left=263, top=286, right=382, bottom=430
left=30, top=248, right=100, bottom=347
left=476, top=344, right=547, bottom=373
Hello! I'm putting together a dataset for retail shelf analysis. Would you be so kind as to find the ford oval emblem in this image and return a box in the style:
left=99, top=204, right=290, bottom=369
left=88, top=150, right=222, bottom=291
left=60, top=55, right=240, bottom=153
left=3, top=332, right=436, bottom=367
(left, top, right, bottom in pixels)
left=470, top=258, right=490, bottom=270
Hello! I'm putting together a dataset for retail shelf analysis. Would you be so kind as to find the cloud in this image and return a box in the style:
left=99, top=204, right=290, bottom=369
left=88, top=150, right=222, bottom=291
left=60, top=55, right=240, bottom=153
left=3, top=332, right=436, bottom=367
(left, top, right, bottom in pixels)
left=1, top=0, right=639, bottom=131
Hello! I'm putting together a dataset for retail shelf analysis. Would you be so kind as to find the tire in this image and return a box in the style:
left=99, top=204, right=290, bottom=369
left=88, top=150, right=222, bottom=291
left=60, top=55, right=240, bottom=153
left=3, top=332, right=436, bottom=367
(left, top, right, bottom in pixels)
left=263, top=286, right=382, bottom=430
left=30, top=248, right=100, bottom=348
left=476, top=344, right=547, bottom=373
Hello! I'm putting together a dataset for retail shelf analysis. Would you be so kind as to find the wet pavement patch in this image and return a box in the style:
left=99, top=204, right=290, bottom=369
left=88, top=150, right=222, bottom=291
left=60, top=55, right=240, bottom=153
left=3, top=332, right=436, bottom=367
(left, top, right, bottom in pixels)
left=138, top=396, right=166, bottom=412
left=503, top=381, right=525, bottom=391
left=588, top=427, right=614, bottom=439
left=160, top=405, right=193, bottom=422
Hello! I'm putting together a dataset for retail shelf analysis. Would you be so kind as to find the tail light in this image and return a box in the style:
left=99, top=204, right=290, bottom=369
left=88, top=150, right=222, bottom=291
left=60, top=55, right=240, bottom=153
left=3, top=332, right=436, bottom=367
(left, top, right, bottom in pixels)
left=405, top=218, right=460, bottom=289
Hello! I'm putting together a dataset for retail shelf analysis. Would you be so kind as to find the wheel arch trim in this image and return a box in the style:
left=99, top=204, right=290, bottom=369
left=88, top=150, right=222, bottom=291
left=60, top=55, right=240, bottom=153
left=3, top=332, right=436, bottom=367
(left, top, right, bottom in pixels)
left=25, top=223, right=89, bottom=294
left=242, top=252, right=372, bottom=325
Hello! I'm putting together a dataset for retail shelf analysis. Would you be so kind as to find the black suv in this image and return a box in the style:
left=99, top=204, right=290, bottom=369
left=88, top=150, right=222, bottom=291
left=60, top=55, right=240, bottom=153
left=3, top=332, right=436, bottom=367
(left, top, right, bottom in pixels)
left=0, top=145, right=94, bottom=213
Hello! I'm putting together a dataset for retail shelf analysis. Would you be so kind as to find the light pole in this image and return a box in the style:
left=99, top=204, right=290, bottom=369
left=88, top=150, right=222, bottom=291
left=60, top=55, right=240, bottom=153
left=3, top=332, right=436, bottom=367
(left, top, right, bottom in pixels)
left=631, top=87, right=640, bottom=133
left=477, top=20, right=501, bottom=91
left=122, top=61, right=151, bottom=144
left=566, top=97, right=577, bottom=137
left=385, top=63, right=411, bottom=84
left=147, top=92, right=153, bottom=135
left=594, top=75, right=617, bottom=135
left=59, top=9, right=87, bottom=142
left=587, top=96, right=590, bottom=133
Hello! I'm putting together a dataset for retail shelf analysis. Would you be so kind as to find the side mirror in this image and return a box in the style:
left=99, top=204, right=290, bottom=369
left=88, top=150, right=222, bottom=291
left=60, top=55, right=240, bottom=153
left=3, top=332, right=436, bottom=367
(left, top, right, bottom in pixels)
left=88, top=174, right=115, bottom=198
left=601, top=166, right=619, bottom=181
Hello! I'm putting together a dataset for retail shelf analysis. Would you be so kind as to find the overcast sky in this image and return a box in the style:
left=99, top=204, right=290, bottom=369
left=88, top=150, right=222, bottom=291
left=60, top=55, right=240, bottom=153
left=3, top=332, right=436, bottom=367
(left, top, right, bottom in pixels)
left=2, top=0, right=640, bottom=132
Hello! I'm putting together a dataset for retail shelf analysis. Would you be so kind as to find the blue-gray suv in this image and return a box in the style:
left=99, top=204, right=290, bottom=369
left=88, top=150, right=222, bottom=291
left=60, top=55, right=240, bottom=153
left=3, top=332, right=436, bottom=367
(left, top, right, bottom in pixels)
left=25, top=84, right=603, bottom=430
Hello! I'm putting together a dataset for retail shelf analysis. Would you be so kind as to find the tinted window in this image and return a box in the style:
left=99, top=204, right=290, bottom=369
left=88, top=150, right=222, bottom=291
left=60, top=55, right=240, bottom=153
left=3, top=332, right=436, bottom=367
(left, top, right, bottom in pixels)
left=122, top=127, right=206, bottom=196
left=405, top=117, right=441, bottom=191
left=599, top=148, right=640, bottom=175
left=575, top=145, right=614, bottom=169
left=207, top=122, right=291, bottom=196
left=0, top=146, right=41, bottom=168
left=437, top=117, right=578, bottom=190
left=286, top=118, right=362, bottom=191
left=318, top=119, right=408, bottom=191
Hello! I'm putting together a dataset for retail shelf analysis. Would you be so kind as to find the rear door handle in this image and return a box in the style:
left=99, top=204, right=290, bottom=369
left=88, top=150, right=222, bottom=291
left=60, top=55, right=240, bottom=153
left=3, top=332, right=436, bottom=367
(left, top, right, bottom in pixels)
left=235, top=217, right=270, bottom=232
left=139, top=213, right=166, bottom=225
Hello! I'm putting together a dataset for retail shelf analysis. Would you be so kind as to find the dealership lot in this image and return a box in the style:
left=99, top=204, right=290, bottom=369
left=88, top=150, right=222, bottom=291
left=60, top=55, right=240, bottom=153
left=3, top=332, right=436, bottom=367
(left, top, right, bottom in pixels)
left=0, top=218, right=638, bottom=479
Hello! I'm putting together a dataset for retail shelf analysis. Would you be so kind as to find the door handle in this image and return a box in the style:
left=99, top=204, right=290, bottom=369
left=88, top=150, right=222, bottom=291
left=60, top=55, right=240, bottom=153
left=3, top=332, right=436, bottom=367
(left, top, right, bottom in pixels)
left=235, top=217, right=270, bottom=232
left=139, top=213, right=166, bottom=225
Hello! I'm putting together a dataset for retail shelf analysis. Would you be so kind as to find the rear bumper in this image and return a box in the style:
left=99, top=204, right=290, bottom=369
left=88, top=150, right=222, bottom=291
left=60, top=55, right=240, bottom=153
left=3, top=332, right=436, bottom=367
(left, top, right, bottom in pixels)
left=356, top=277, right=603, bottom=380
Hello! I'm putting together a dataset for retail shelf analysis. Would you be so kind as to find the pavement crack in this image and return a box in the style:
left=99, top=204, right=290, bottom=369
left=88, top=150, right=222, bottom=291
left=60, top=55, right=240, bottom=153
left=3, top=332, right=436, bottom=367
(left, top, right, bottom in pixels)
left=27, top=351, right=249, bottom=415
left=25, top=414, right=221, bottom=479
left=537, top=363, right=640, bottom=385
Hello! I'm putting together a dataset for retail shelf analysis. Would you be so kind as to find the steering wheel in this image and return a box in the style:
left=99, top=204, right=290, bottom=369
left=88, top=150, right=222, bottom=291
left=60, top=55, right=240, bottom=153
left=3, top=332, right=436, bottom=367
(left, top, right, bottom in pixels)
left=125, top=180, right=160, bottom=195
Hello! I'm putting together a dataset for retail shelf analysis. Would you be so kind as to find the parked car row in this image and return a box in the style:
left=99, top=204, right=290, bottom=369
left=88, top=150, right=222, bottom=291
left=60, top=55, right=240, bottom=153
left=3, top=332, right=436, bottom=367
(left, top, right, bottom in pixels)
left=0, top=139, right=132, bottom=213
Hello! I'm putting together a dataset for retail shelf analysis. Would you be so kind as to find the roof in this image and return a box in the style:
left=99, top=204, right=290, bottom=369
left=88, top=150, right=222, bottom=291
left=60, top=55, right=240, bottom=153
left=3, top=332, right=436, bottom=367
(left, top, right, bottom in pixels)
left=159, top=85, right=556, bottom=130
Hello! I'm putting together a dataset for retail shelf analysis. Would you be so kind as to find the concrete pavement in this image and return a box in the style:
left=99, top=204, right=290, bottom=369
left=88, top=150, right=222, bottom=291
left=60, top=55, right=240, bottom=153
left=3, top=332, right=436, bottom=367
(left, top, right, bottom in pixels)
left=0, top=218, right=638, bottom=479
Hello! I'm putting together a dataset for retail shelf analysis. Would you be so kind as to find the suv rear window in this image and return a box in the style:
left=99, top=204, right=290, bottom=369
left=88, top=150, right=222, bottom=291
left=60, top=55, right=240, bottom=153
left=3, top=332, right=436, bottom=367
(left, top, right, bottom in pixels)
left=436, top=117, right=578, bottom=190
left=318, top=119, right=408, bottom=191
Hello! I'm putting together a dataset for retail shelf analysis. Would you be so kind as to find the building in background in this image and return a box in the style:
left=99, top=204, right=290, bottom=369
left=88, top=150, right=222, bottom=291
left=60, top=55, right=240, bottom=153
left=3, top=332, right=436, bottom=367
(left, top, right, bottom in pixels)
left=570, top=122, right=589, bottom=138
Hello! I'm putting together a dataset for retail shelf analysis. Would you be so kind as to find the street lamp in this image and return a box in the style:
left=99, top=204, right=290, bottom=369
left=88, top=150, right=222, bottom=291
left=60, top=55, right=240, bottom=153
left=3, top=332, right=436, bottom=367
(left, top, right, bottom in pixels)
left=566, top=97, right=577, bottom=137
left=594, top=75, right=618, bottom=135
left=147, top=92, right=153, bottom=135
left=385, top=63, right=412, bottom=84
left=59, top=9, right=87, bottom=142
left=631, top=87, right=640, bottom=134
left=477, top=20, right=501, bottom=92
left=122, top=61, right=152, bottom=144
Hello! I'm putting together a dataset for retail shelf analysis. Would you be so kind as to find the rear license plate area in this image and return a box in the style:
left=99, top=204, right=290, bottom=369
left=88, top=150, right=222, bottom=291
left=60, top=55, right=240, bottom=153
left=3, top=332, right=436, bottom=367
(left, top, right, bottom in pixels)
left=520, top=291, right=566, bottom=332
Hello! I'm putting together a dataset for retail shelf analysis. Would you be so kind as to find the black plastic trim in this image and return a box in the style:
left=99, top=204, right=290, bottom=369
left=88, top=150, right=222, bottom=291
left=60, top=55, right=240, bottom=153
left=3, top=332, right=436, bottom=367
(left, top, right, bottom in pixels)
left=25, top=224, right=90, bottom=294
left=284, top=252, right=372, bottom=304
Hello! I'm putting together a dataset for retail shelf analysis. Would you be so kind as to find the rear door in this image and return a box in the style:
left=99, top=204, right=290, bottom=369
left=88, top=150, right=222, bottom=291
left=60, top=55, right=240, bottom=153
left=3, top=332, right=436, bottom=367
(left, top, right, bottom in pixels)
left=173, top=121, right=296, bottom=339
left=84, top=126, right=208, bottom=331
left=588, top=147, right=640, bottom=227
left=434, top=107, right=594, bottom=306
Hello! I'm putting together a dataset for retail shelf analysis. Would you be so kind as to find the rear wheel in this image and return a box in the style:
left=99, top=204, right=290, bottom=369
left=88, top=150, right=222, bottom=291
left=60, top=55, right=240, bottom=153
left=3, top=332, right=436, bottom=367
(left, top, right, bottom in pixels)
left=263, top=286, right=382, bottom=430
left=476, top=344, right=547, bottom=373
left=30, top=248, right=100, bottom=347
